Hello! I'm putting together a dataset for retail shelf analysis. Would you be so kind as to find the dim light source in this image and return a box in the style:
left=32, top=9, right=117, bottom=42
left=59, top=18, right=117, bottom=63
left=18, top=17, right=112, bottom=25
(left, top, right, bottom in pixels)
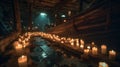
left=61, top=15, right=66, bottom=17
left=40, top=13, right=47, bottom=16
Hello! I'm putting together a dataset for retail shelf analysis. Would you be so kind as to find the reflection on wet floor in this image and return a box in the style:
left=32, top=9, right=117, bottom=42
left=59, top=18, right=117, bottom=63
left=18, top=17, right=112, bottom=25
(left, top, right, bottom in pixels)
left=30, top=37, right=88, bottom=67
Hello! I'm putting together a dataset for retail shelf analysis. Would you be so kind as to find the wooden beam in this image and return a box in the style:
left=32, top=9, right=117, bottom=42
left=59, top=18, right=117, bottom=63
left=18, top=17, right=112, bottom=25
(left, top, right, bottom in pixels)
left=28, top=3, right=32, bottom=31
left=14, top=0, right=21, bottom=32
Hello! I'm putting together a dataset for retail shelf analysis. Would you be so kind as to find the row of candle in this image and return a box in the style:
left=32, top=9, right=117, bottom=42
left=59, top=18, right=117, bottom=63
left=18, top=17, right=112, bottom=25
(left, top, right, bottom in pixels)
left=14, top=32, right=116, bottom=67
left=22, top=32, right=116, bottom=60
left=30, top=32, right=112, bottom=67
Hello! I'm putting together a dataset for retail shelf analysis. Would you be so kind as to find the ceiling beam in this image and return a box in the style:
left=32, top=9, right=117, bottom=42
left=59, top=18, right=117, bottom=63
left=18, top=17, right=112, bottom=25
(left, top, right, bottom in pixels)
left=51, top=0, right=70, bottom=12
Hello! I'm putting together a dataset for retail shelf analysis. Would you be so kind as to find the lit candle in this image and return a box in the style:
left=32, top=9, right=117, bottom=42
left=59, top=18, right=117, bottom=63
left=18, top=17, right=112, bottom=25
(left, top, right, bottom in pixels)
left=92, top=42, right=95, bottom=45
left=80, top=39, right=84, bottom=45
left=22, top=40, right=26, bottom=45
left=70, top=39, right=74, bottom=46
left=99, top=62, right=109, bottom=67
left=76, top=39, right=79, bottom=47
left=84, top=49, right=89, bottom=55
left=101, top=45, right=107, bottom=54
left=24, top=42, right=29, bottom=48
left=92, top=47, right=98, bottom=55
left=76, top=43, right=79, bottom=47
left=109, top=50, right=116, bottom=60
left=18, top=55, right=27, bottom=67
left=87, top=46, right=91, bottom=50
left=71, top=42, right=74, bottom=46
left=61, top=41, right=64, bottom=43
left=14, top=42, right=23, bottom=53
left=25, top=38, right=29, bottom=42
left=18, top=38, right=22, bottom=42
left=80, top=45, right=84, bottom=49
left=20, top=36, right=24, bottom=39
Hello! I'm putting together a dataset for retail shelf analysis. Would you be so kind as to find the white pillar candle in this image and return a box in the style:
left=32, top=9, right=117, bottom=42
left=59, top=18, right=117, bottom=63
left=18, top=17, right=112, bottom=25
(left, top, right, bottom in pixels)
left=18, top=55, right=27, bottom=67
left=109, top=50, right=116, bottom=60
left=92, top=47, right=98, bottom=55
left=101, top=45, right=107, bottom=54
left=99, top=62, right=109, bottom=67
left=84, top=49, right=89, bottom=55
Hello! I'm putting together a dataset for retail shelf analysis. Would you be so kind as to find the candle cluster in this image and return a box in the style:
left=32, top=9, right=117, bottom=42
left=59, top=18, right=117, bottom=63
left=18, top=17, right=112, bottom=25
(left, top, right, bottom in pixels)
left=24, top=32, right=116, bottom=60
left=13, top=32, right=31, bottom=50
left=13, top=32, right=117, bottom=67
left=13, top=32, right=31, bottom=67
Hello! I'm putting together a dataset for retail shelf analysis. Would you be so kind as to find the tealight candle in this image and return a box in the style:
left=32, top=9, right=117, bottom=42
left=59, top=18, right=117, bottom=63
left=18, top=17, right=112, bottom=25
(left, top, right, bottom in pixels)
left=99, top=62, right=109, bottom=67
left=109, top=50, right=116, bottom=60
left=18, top=55, right=27, bottom=67
left=92, top=47, right=98, bottom=55
left=101, top=45, right=107, bottom=54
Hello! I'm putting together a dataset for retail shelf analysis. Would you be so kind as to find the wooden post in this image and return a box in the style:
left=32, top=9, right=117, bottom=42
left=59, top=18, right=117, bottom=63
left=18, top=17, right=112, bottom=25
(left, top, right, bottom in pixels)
left=28, top=3, right=32, bottom=31
left=14, top=0, right=21, bottom=33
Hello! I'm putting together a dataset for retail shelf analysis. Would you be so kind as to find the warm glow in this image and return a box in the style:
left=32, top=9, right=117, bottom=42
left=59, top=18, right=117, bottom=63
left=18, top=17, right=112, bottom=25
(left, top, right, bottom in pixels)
left=101, top=45, right=107, bottom=54
left=109, top=50, right=116, bottom=60
left=80, top=39, right=84, bottom=45
left=92, top=42, right=94, bottom=44
left=84, top=49, right=89, bottom=55
left=64, top=19, right=67, bottom=22
left=92, top=47, right=98, bottom=55
left=80, top=45, right=84, bottom=49
left=14, top=42, right=23, bottom=52
left=18, top=32, right=117, bottom=63
left=99, top=62, right=109, bottom=67
left=68, top=11, right=71, bottom=16
left=87, top=46, right=91, bottom=50
left=18, top=55, right=27, bottom=67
